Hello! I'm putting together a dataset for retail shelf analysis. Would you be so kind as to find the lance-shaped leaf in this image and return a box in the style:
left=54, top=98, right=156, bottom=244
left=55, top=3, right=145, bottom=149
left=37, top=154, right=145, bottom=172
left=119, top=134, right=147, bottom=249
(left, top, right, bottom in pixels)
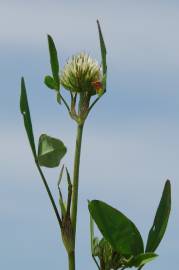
left=145, top=180, right=171, bottom=252
left=20, top=77, right=37, bottom=159
left=97, top=20, right=107, bottom=95
left=88, top=200, right=144, bottom=256
left=38, top=134, right=67, bottom=168
left=47, top=35, right=60, bottom=89
left=97, top=20, right=107, bottom=76
left=58, top=165, right=66, bottom=217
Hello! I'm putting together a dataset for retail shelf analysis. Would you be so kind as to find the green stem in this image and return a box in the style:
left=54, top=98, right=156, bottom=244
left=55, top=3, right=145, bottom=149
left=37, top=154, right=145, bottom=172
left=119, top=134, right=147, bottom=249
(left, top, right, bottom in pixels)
left=68, top=251, right=75, bottom=270
left=67, top=123, right=84, bottom=270
left=71, top=124, right=84, bottom=242
left=36, top=162, right=62, bottom=227
left=92, top=255, right=100, bottom=270
left=60, top=93, right=71, bottom=113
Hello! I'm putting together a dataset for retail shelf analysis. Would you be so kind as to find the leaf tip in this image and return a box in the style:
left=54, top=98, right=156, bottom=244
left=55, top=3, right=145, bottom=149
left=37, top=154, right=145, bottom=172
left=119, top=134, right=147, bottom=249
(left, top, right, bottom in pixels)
left=47, top=34, right=52, bottom=41
left=165, top=179, right=171, bottom=187
left=164, top=179, right=171, bottom=199
left=20, top=76, right=26, bottom=113
left=21, top=76, right=25, bottom=90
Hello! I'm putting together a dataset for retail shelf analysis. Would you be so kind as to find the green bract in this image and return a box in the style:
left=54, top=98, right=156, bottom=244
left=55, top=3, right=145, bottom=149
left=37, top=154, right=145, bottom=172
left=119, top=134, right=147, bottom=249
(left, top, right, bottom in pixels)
left=60, top=53, right=103, bottom=94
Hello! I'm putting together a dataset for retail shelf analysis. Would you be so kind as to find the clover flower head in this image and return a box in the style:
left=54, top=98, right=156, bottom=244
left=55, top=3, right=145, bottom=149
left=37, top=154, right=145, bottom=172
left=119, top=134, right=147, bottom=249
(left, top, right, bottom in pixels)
left=60, top=52, right=103, bottom=94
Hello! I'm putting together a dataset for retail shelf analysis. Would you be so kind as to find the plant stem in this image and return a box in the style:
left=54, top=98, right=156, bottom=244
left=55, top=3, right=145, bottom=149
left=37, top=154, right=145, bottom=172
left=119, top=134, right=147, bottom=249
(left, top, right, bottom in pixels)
left=68, top=251, right=75, bottom=270
left=36, top=162, right=62, bottom=227
left=92, top=255, right=100, bottom=270
left=71, top=123, right=84, bottom=244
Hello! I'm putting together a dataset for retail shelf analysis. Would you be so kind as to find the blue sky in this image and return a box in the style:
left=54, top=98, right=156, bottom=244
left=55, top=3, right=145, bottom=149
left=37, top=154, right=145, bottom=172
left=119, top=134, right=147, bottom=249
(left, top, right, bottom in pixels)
left=0, top=1, right=179, bottom=269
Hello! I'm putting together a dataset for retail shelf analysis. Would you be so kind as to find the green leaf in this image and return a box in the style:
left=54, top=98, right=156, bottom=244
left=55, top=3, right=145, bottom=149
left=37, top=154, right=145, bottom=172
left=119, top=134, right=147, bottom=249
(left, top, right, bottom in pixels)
left=20, top=77, right=37, bottom=159
left=47, top=34, right=60, bottom=91
left=44, top=75, right=56, bottom=89
left=56, top=91, right=61, bottom=104
left=97, top=20, right=107, bottom=78
left=57, top=165, right=66, bottom=216
left=59, top=197, right=66, bottom=217
left=66, top=167, right=71, bottom=186
left=130, top=253, right=158, bottom=268
left=88, top=200, right=144, bottom=256
left=145, top=180, right=171, bottom=252
left=38, top=134, right=67, bottom=168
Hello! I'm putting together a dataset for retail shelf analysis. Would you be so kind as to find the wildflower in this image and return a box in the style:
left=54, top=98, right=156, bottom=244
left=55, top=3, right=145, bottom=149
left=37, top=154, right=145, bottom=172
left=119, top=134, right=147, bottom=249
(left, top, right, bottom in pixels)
left=60, top=53, right=103, bottom=95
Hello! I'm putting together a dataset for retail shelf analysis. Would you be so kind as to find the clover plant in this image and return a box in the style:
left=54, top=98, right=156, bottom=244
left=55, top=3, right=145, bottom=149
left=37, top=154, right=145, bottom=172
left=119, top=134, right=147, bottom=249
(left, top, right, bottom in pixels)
left=20, top=21, right=171, bottom=270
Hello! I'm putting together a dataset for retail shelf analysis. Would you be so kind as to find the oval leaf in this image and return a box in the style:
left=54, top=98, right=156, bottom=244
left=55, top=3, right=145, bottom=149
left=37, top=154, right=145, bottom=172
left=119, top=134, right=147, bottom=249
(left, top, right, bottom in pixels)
left=146, top=180, right=171, bottom=252
left=88, top=200, right=144, bottom=256
left=44, top=75, right=56, bottom=89
left=38, top=134, right=67, bottom=168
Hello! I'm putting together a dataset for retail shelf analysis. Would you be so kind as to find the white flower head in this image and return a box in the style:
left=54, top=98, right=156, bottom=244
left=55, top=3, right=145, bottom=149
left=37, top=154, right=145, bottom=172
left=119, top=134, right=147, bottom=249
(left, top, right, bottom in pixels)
left=60, top=52, right=103, bottom=94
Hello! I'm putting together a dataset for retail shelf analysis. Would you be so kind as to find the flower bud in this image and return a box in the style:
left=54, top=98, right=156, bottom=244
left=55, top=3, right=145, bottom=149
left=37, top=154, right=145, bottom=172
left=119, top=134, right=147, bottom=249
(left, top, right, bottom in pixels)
left=60, top=53, right=103, bottom=95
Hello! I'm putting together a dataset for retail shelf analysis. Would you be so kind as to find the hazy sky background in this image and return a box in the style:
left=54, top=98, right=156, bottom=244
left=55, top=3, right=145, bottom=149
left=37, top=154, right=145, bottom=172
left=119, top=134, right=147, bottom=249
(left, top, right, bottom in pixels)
left=0, top=1, right=179, bottom=269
